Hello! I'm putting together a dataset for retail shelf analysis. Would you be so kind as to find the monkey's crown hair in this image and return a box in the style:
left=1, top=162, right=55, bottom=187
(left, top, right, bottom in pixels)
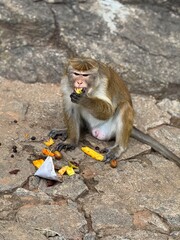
left=68, top=58, right=99, bottom=72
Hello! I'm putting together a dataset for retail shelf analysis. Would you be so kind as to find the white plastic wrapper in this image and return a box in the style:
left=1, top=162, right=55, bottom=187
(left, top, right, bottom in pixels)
left=34, top=156, right=60, bottom=181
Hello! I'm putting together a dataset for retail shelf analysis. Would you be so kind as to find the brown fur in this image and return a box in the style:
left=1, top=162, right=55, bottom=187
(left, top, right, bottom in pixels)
left=60, top=57, right=134, bottom=161
left=51, top=57, right=180, bottom=166
left=68, top=58, right=99, bottom=72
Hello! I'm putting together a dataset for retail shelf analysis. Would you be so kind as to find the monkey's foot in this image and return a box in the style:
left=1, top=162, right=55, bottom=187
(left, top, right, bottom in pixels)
left=100, top=148, right=114, bottom=163
left=102, top=146, right=122, bottom=163
left=104, top=146, right=125, bottom=163
left=100, top=148, right=109, bottom=154
left=56, top=142, right=76, bottom=152
left=104, top=152, right=117, bottom=163
left=48, top=129, right=67, bottom=141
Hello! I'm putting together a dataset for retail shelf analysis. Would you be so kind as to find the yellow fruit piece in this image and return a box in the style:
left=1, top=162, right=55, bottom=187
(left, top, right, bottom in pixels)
left=58, top=166, right=68, bottom=175
left=58, top=166, right=75, bottom=176
left=66, top=166, right=75, bottom=176
left=44, top=138, right=54, bottom=147
left=75, top=88, right=83, bottom=94
left=81, top=146, right=104, bottom=161
left=32, top=159, right=44, bottom=168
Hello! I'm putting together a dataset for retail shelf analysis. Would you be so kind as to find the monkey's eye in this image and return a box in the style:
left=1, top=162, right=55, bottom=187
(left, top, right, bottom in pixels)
left=82, top=74, right=89, bottom=77
left=73, top=72, right=80, bottom=76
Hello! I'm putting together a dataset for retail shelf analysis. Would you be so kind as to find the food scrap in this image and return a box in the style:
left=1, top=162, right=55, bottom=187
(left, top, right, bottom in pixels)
left=81, top=146, right=104, bottom=161
left=75, top=88, right=83, bottom=94
left=110, top=159, right=118, bottom=168
left=66, top=166, right=75, bottom=176
left=32, top=159, right=45, bottom=169
left=58, top=161, right=79, bottom=176
left=32, top=135, right=80, bottom=180
left=44, top=137, right=54, bottom=147
left=54, top=150, right=62, bottom=160
left=42, top=148, right=55, bottom=157
left=58, top=166, right=68, bottom=175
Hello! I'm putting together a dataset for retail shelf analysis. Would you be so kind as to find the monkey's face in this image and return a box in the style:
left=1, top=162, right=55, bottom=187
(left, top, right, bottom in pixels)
left=67, top=62, right=99, bottom=94
left=72, top=71, right=89, bottom=89
left=69, top=70, right=96, bottom=94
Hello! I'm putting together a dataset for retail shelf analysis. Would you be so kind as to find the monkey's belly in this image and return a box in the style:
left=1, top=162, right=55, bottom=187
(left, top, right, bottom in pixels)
left=90, top=118, right=115, bottom=140
left=81, top=110, right=117, bottom=141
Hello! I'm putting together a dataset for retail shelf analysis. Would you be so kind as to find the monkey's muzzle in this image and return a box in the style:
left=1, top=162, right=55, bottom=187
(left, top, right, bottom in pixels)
left=74, top=88, right=83, bottom=94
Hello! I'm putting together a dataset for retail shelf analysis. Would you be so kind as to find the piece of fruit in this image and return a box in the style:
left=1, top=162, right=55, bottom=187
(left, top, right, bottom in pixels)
left=58, top=166, right=68, bottom=175
left=110, top=159, right=118, bottom=168
left=44, top=137, right=54, bottom=147
left=42, top=148, right=55, bottom=157
left=32, top=159, right=45, bottom=168
left=75, top=88, right=83, bottom=94
left=54, top=151, right=62, bottom=160
left=81, top=146, right=104, bottom=161
left=66, top=166, right=75, bottom=176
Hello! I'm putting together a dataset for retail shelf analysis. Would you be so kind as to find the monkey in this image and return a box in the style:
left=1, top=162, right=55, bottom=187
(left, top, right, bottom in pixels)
left=49, top=57, right=180, bottom=167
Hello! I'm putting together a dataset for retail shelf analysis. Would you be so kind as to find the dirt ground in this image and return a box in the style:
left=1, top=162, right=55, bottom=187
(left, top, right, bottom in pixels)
left=0, top=78, right=179, bottom=240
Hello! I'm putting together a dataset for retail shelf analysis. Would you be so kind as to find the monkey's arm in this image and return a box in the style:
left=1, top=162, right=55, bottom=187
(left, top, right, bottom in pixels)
left=70, top=92, right=114, bottom=120
left=131, top=127, right=180, bottom=167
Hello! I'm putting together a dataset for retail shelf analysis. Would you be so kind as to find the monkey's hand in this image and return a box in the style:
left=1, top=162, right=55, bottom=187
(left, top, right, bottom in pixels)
left=70, top=89, right=86, bottom=104
left=55, top=142, right=77, bottom=152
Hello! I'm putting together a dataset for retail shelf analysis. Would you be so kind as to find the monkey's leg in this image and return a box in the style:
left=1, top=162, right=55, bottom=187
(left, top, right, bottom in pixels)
left=104, top=102, right=134, bottom=163
left=48, top=129, right=67, bottom=141
left=55, top=110, right=81, bottom=151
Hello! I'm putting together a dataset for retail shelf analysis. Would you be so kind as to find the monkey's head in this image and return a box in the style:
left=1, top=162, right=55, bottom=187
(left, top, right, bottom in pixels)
left=67, top=58, right=100, bottom=94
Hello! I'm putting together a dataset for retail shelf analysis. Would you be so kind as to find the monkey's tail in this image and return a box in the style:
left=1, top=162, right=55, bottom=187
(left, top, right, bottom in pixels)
left=131, top=127, right=180, bottom=167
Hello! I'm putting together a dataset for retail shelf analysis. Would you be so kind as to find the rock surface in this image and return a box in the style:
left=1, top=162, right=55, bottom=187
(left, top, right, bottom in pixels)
left=0, top=0, right=180, bottom=239
left=0, top=78, right=179, bottom=239
left=0, top=0, right=180, bottom=99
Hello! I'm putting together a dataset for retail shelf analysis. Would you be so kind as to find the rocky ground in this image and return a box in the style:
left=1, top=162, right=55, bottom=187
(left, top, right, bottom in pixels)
left=1, top=0, right=180, bottom=99
left=0, top=78, right=179, bottom=240
left=0, top=0, right=180, bottom=239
